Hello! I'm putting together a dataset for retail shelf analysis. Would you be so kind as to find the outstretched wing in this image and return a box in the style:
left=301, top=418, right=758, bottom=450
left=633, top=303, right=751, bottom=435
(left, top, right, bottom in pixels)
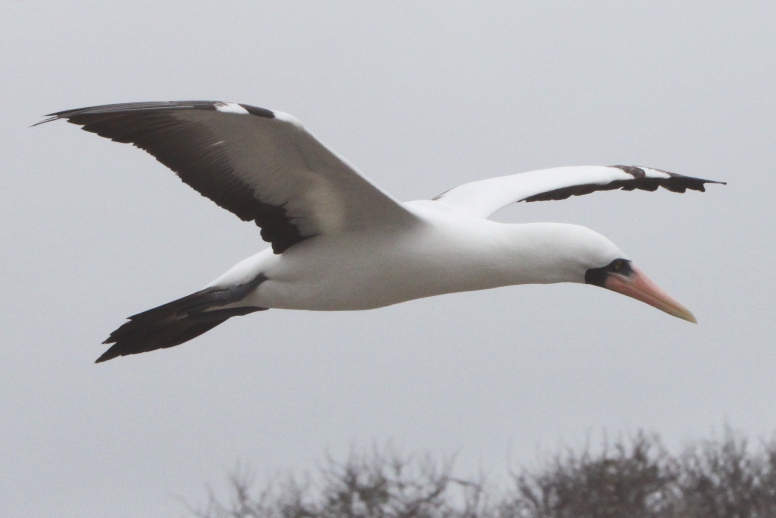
left=432, top=165, right=725, bottom=219
left=38, top=101, right=419, bottom=253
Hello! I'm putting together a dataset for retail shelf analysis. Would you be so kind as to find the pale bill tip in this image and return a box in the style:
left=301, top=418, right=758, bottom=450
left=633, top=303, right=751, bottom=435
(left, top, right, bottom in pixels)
left=675, top=306, right=698, bottom=324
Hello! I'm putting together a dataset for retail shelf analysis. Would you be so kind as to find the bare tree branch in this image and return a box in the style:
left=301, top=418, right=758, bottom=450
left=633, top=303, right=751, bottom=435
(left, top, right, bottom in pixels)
left=189, top=429, right=776, bottom=518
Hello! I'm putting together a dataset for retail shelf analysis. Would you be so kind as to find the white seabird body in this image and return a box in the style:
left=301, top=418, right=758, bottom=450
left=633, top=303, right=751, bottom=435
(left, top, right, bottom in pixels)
left=37, top=101, right=724, bottom=362
left=214, top=201, right=623, bottom=311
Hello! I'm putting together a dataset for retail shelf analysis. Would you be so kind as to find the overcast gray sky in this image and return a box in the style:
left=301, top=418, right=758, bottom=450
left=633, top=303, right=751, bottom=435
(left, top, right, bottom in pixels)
left=2, top=1, right=775, bottom=516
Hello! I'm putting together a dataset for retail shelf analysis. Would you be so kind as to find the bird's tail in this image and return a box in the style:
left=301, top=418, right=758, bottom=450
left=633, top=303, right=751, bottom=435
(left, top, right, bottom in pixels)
left=96, top=275, right=267, bottom=363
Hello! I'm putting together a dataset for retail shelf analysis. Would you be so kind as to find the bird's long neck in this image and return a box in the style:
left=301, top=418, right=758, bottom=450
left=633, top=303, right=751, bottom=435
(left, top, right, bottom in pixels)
left=412, top=220, right=594, bottom=300
left=397, top=205, right=615, bottom=302
left=474, top=222, right=592, bottom=286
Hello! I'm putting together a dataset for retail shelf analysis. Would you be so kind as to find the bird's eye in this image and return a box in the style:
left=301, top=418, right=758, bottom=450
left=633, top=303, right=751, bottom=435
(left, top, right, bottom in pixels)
left=612, top=260, right=623, bottom=270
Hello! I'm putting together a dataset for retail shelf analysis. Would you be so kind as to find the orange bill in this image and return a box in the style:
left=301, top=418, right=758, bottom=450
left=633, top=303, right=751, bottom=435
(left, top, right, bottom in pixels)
left=604, top=265, right=697, bottom=323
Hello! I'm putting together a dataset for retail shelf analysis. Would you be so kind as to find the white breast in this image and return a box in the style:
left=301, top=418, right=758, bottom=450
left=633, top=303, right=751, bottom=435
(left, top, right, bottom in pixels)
left=240, top=203, right=515, bottom=310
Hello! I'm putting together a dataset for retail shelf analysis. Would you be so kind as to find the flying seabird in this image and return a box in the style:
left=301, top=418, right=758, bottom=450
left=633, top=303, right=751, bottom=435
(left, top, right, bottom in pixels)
left=37, top=101, right=725, bottom=363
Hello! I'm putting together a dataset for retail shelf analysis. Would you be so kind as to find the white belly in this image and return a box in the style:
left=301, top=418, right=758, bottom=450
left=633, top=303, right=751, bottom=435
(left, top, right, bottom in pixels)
left=210, top=203, right=541, bottom=312
left=253, top=231, right=459, bottom=310
left=225, top=226, right=504, bottom=310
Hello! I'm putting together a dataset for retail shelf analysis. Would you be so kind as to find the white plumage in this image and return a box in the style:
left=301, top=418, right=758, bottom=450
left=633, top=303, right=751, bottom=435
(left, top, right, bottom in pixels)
left=38, top=101, right=724, bottom=362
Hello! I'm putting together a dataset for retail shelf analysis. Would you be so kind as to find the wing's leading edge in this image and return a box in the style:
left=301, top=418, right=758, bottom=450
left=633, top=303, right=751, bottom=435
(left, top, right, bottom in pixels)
left=433, top=165, right=725, bottom=219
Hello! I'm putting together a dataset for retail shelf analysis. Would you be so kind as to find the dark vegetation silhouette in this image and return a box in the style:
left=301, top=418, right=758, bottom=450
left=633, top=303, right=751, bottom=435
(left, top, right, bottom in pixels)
left=190, top=430, right=776, bottom=518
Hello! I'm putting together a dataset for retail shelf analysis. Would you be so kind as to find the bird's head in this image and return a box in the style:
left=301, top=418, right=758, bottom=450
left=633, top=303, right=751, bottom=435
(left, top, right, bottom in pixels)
left=583, top=256, right=696, bottom=323
left=559, top=226, right=696, bottom=323
left=518, top=223, right=696, bottom=323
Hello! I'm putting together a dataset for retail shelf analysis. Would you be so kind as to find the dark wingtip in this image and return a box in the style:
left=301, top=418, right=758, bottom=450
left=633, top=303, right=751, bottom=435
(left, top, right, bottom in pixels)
left=31, top=115, right=60, bottom=127
left=697, top=178, right=727, bottom=186
left=644, top=166, right=727, bottom=187
left=94, top=347, right=120, bottom=363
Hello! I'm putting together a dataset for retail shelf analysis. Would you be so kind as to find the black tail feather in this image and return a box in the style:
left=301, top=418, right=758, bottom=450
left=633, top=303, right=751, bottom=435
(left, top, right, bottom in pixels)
left=97, top=275, right=267, bottom=363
